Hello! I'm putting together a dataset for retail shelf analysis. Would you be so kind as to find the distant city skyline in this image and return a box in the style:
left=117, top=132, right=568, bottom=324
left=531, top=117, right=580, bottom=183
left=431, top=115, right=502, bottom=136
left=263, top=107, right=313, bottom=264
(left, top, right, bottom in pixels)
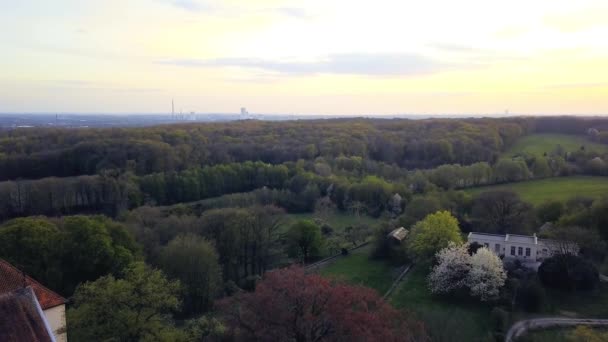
left=1, top=0, right=608, bottom=115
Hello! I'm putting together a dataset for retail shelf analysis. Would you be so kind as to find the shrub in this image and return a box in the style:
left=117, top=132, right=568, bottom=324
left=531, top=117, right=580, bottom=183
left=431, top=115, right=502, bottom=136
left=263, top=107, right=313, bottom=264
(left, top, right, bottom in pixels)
left=538, top=254, right=599, bottom=291
left=321, top=224, right=334, bottom=236
left=467, top=241, right=483, bottom=255
left=490, top=307, right=509, bottom=333
left=517, top=279, right=546, bottom=312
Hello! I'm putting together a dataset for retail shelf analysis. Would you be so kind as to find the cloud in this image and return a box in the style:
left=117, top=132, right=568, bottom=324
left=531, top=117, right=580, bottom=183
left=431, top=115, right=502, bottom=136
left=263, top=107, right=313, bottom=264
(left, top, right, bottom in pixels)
left=544, top=82, right=608, bottom=89
left=427, top=43, right=531, bottom=68
left=428, top=43, right=481, bottom=53
left=169, top=0, right=210, bottom=12
left=275, top=7, right=312, bottom=20
left=43, top=80, right=164, bottom=93
left=543, top=6, right=608, bottom=32
left=157, top=53, right=445, bottom=76
left=164, top=1, right=311, bottom=19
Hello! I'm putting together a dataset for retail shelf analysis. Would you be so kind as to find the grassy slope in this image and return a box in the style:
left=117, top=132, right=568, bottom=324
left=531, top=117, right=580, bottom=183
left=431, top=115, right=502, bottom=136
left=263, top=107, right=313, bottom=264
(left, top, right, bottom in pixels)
left=320, top=252, right=494, bottom=340
left=320, top=247, right=396, bottom=294
left=390, top=266, right=493, bottom=342
left=316, top=228, right=608, bottom=341
left=465, top=176, right=608, bottom=205
left=503, top=133, right=608, bottom=158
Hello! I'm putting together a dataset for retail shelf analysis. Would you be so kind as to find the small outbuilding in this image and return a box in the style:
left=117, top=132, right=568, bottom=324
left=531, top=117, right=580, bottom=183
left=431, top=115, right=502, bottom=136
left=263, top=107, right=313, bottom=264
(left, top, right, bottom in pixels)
left=387, top=227, right=408, bottom=243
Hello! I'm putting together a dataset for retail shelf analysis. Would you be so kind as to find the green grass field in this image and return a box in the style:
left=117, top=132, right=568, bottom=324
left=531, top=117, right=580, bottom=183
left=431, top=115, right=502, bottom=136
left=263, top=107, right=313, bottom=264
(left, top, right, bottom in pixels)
left=466, top=176, right=608, bottom=205
left=390, top=266, right=494, bottom=342
left=503, top=133, right=608, bottom=158
left=281, top=212, right=380, bottom=232
left=516, top=327, right=608, bottom=342
left=543, top=283, right=608, bottom=318
left=515, top=328, right=570, bottom=342
left=320, top=247, right=396, bottom=294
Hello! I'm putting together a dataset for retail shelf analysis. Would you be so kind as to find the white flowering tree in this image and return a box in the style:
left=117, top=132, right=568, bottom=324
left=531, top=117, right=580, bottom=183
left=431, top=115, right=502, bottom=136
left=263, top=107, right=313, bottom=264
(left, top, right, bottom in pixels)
left=428, top=242, right=471, bottom=294
left=428, top=245, right=507, bottom=301
left=468, top=248, right=507, bottom=301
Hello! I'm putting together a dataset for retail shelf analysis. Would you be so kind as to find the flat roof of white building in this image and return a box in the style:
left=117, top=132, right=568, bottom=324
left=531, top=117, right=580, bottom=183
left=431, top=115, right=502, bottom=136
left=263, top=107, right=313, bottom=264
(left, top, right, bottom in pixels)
left=467, top=232, right=505, bottom=242
left=508, top=234, right=536, bottom=244
left=468, top=232, right=537, bottom=245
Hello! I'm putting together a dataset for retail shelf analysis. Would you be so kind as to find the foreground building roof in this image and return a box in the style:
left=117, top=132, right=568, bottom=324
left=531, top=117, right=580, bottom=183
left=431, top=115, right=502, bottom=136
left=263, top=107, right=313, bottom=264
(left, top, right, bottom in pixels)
left=0, top=287, right=55, bottom=342
left=0, top=259, right=66, bottom=310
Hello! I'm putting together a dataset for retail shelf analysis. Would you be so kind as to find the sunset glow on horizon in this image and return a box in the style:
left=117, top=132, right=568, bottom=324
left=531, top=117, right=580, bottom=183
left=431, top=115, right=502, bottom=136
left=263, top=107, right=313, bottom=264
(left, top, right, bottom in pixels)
left=2, top=0, right=608, bottom=115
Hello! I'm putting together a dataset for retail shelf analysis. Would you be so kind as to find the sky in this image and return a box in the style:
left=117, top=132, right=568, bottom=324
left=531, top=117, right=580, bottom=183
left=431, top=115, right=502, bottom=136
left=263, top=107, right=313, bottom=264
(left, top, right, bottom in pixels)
left=1, top=0, right=608, bottom=115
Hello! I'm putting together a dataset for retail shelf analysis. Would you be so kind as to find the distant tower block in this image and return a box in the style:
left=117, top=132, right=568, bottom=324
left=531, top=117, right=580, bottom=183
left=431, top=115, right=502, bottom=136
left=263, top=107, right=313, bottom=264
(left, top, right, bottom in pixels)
left=240, top=107, right=248, bottom=116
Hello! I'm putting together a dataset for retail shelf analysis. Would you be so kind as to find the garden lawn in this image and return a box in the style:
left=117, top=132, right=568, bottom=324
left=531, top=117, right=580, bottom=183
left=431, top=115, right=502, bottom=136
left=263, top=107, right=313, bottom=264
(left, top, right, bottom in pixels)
left=503, top=134, right=608, bottom=158
left=390, top=266, right=494, bottom=342
left=320, top=248, right=396, bottom=295
left=465, top=176, right=608, bottom=205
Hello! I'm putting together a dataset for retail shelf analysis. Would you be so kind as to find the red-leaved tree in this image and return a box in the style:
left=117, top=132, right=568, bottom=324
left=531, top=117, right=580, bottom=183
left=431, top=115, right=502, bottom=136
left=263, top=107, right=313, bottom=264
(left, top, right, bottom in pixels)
left=217, top=266, right=429, bottom=342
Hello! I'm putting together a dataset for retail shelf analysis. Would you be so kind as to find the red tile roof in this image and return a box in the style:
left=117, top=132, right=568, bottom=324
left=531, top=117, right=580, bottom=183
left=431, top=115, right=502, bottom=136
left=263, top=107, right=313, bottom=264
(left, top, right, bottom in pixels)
left=0, top=287, right=54, bottom=342
left=0, top=259, right=66, bottom=310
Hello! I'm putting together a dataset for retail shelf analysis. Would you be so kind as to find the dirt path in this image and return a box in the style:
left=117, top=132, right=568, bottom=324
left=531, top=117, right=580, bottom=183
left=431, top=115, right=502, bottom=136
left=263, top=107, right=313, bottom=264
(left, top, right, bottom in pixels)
left=382, top=264, right=413, bottom=300
left=505, top=317, right=608, bottom=342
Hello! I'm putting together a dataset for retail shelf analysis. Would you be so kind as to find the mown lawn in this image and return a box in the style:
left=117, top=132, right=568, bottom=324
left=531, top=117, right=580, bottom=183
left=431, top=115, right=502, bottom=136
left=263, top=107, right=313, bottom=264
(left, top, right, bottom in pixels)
left=503, top=133, right=608, bottom=158
left=465, top=176, right=608, bottom=205
left=390, top=266, right=494, bottom=342
left=320, top=248, right=396, bottom=295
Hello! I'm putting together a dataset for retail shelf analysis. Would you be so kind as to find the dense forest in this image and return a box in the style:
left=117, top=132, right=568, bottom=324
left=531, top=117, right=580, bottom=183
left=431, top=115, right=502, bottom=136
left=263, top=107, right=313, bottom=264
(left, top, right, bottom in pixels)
left=1, top=116, right=608, bottom=220
left=3, top=116, right=608, bottom=341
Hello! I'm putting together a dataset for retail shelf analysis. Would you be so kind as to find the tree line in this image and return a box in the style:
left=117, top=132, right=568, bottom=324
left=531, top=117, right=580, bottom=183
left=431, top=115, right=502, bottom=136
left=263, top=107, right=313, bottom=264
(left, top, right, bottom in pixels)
left=0, top=117, right=532, bottom=181
left=2, top=142, right=608, bottom=222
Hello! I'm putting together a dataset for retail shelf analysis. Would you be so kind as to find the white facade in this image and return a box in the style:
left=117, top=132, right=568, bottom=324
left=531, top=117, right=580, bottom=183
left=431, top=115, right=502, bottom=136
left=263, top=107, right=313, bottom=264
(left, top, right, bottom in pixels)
left=467, top=232, right=555, bottom=262
left=44, top=304, right=67, bottom=342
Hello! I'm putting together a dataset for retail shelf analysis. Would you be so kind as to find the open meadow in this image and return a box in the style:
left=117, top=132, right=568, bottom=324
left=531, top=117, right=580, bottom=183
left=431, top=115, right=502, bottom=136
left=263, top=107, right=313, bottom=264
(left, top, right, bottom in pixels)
left=466, top=176, right=608, bottom=205
left=503, top=134, right=608, bottom=158
left=281, top=212, right=380, bottom=233
left=390, top=266, right=494, bottom=342
left=319, top=247, right=397, bottom=294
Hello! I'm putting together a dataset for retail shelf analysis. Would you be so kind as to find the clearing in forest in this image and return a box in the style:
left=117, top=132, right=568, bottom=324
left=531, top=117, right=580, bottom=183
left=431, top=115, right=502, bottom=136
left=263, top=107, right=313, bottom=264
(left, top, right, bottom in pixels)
left=503, top=133, right=608, bottom=158
left=466, top=176, right=608, bottom=205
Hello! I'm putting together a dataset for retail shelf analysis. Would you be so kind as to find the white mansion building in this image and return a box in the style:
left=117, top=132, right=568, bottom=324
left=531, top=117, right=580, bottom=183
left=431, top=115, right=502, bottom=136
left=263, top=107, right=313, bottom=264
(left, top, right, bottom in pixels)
left=467, top=232, right=573, bottom=262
